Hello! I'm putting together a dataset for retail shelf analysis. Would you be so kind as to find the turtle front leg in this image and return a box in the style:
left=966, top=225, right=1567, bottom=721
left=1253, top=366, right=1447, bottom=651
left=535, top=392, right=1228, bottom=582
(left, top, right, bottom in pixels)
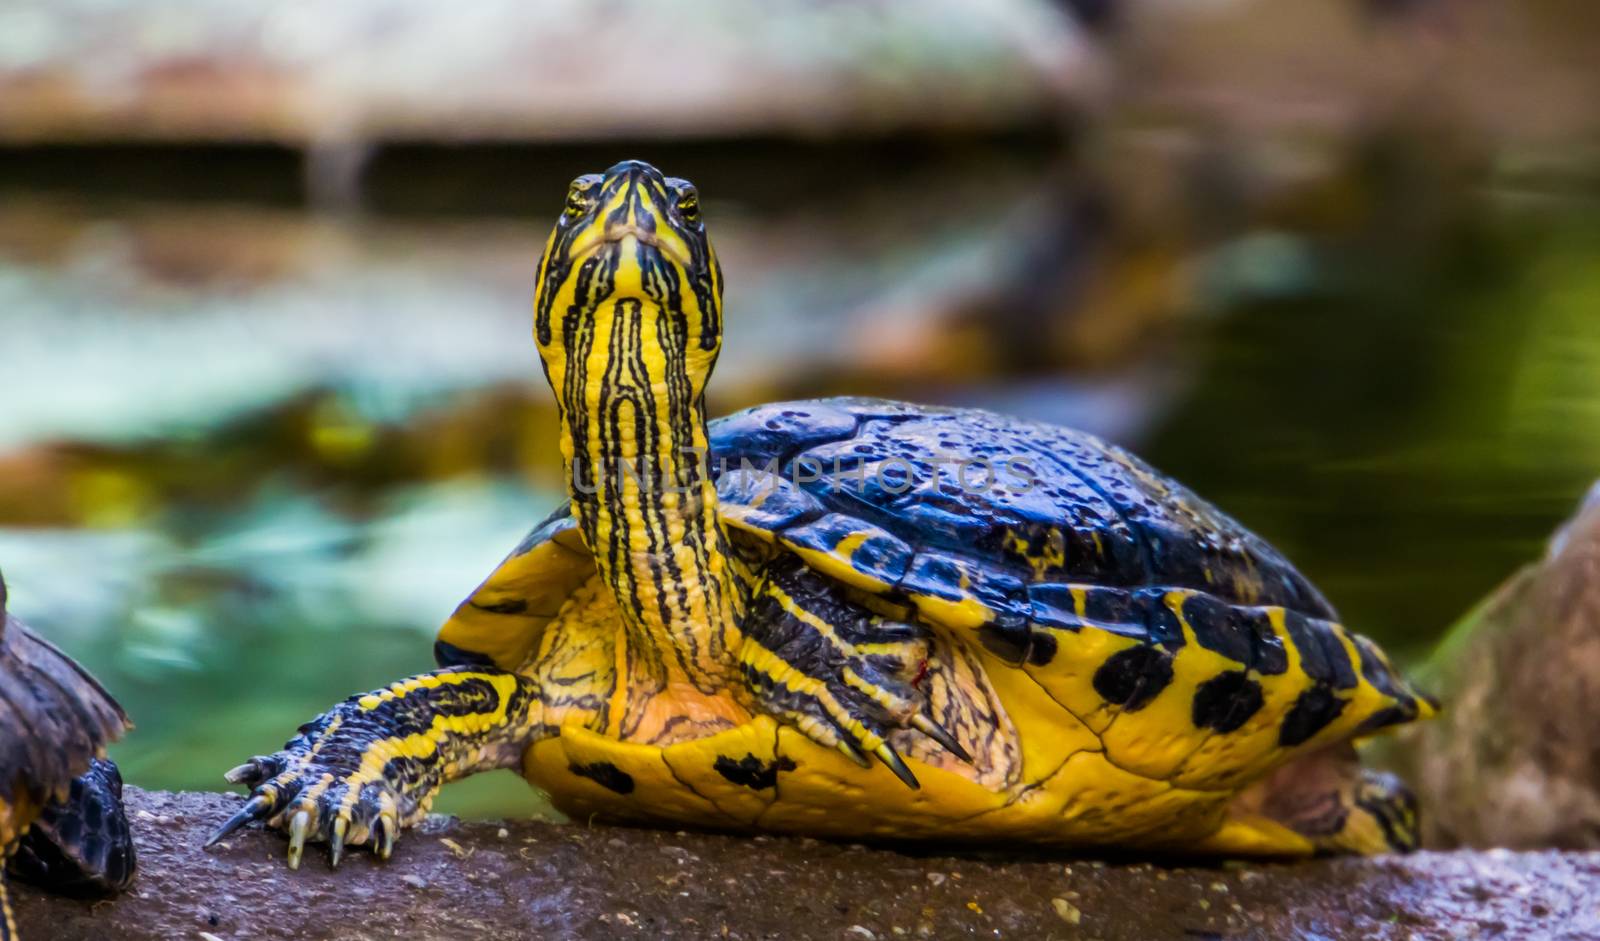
left=209, top=666, right=542, bottom=869
left=738, top=559, right=971, bottom=788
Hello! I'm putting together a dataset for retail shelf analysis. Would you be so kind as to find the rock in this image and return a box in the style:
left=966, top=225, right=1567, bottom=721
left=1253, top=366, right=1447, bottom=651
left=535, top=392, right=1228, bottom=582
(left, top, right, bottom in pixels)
left=13, top=788, right=1600, bottom=940
left=1387, top=481, right=1600, bottom=849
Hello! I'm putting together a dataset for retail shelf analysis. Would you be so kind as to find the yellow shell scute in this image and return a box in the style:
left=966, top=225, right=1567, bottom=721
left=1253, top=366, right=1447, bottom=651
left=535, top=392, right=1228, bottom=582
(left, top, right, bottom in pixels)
left=437, top=530, right=596, bottom=672
left=526, top=726, right=722, bottom=825
left=659, top=718, right=785, bottom=827
left=755, top=726, right=1009, bottom=839
left=1094, top=592, right=1246, bottom=781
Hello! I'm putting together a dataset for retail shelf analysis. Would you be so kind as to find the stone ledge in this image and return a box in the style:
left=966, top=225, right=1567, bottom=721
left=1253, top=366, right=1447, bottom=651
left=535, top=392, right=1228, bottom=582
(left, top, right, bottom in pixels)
left=13, top=788, right=1598, bottom=940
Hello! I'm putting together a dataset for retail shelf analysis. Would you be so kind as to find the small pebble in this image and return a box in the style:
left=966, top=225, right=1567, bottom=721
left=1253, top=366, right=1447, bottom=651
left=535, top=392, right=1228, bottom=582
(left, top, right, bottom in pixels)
left=402, top=874, right=428, bottom=890
left=1051, top=898, right=1082, bottom=925
left=1210, top=881, right=1229, bottom=894
left=926, top=873, right=947, bottom=887
left=846, top=927, right=876, bottom=940
left=496, top=828, right=509, bottom=839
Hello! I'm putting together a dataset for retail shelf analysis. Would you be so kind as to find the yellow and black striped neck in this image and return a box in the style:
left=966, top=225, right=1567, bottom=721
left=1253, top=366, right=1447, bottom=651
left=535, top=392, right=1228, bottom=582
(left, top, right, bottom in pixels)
left=533, top=160, right=738, bottom=692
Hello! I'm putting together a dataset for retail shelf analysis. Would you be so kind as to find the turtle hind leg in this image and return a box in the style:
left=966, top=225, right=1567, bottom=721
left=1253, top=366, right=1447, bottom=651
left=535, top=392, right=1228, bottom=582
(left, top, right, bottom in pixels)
left=1209, top=742, right=1421, bottom=857
left=1331, top=769, right=1420, bottom=854
left=738, top=558, right=971, bottom=789
left=7, top=759, right=135, bottom=895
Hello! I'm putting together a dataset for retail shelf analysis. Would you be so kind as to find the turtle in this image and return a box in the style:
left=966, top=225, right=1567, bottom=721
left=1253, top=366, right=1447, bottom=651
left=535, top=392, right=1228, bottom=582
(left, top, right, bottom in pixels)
left=0, top=569, right=135, bottom=940
left=211, top=159, right=1436, bottom=869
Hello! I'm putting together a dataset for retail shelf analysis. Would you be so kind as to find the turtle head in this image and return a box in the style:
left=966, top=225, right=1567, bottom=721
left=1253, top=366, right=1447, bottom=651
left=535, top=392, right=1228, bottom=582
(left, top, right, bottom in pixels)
left=532, top=159, right=724, bottom=409
left=528, top=161, right=739, bottom=686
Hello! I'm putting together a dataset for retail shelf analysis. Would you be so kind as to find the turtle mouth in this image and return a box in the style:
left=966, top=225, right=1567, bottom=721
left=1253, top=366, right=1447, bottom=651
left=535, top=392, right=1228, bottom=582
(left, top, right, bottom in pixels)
left=571, top=223, right=691, bottom=269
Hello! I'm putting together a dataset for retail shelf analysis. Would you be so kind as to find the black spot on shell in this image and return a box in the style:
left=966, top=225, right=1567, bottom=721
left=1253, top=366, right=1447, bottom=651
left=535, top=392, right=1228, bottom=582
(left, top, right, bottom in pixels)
left=1283, top=611, right=1357, bottom=689
left=713, top=754, right=798, bottom=790
left=1092, top=646, right=1174, bottom=711
left=568, top=761, right=635, bottom=794
left=1251, top=620, right=1289, bottom=675
left=978, top=621, right=1032, bottom=666
left=1353, top=634, right=1411, bottom=702
left=1027, top=630, right=1059, bottom=666
left=1191, top=671, right=1265, bottom=733
left=1278, top=685, right=1346, bottom=747
left=1181, top=593, right=1255, bottom=665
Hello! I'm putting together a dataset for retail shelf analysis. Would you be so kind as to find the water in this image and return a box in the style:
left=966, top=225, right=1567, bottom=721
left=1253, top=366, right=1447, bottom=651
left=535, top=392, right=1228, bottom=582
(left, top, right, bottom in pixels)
left=1, top=137, right=1596, bottom=817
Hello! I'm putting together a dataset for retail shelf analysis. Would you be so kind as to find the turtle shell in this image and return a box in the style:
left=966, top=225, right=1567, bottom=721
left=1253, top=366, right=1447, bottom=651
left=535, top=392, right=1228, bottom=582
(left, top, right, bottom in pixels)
left=438, top=398, right=1433, bottom=791
left=0, top=573, right=130, bottom=851
left=707, top=398, right=1337, bottom=650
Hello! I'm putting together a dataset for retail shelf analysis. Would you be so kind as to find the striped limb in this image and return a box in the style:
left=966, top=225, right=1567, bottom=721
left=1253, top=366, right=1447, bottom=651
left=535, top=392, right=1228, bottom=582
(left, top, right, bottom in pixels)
left=208, top=667, right=542, bottom=870
left=739, top=560, right=972, bottom=789
left=0, top=872, right=13, bottom=941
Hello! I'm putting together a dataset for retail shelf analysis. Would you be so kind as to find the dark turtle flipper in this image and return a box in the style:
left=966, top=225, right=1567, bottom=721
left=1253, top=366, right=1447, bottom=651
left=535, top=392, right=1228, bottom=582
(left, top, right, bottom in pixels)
left=0, top=582, right=130, bottom=813
left=0, top=571, right=134, bottom=941
left=8, top=759, right=135, bottom=894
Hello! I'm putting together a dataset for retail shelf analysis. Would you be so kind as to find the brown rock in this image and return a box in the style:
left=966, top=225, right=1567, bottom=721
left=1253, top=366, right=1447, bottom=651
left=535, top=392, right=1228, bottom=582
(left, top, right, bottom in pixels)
left=13, top=788, right=1600, bottom=940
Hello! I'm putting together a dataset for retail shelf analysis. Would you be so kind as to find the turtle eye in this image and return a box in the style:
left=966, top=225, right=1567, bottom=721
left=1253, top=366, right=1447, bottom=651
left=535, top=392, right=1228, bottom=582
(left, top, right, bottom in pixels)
left=670, top=180, right=700, bottom=224
left=563, top=174, right=601, bottom=222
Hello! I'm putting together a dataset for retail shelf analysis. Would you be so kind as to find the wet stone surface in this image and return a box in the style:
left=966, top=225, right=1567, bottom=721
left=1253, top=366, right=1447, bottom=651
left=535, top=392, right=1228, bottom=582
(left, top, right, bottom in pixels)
left=13, top=788, right=1600, bottom=940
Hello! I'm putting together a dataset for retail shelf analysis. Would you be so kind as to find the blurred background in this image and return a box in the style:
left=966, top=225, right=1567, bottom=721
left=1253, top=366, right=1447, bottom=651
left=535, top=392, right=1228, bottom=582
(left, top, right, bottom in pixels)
left=0, top=0, right=1596, bottom=820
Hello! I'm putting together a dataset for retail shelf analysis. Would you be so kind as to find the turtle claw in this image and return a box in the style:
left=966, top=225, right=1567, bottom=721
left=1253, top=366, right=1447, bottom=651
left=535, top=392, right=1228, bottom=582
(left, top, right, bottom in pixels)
left=911, top=714, right=972, bottom=764
left=835, top=738, right=872, bottom=768
left=286, top=808, right=311, bottom=870
left=374, top=814, right=397, bottom=861
left=329, top=817, right=348, bottom=870
left=223, top=756, right=281, bottom=787
left=206, top=794, right=274, bottom=847
left=874, top=743, right=920, bottom=790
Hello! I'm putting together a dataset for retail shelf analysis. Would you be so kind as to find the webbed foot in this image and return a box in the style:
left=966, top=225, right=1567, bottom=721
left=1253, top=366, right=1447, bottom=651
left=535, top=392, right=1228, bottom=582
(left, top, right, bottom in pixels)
left=740, top=560, right=970, bottom=788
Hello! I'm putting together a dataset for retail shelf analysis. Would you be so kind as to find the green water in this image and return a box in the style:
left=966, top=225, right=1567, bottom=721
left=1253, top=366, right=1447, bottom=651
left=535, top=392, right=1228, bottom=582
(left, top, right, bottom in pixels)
left=1, top=138, right=1596, bottom=818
